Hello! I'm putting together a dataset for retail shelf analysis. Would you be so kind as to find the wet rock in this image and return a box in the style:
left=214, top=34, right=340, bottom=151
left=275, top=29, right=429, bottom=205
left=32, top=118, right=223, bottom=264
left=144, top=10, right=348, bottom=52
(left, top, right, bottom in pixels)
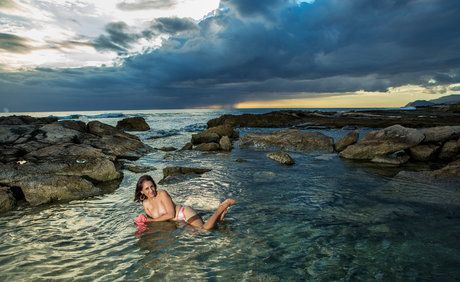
left=180, top=142, right=193, bottom=151
left=14, top=175, right=99, bottom=206
left=0, top=115, right=57, bottom=126
left=191, top=132, right=220, bottom=145
left=219, top=136, right=232, bottom=151
left=58, top=120, right=87, bottom=132
left=82, top=123, right=152, bottom=160
left=0, top=186, right=15, bottom=214
left=116, top=117, right=150, bottom=131
left=420, top=126, right=455, bottom=143
left=36, top=123, right=83, bottom=144
left=241, top=129, right=334, bottom=153
left=24, top=143, right=113, bottom=161
left=373, top=164, right=460, bottom=208
left=409, top=144, right=440, bottom=161
left=335, top=130, right=359, bottom=152
left=340, top=125, right=425, bottom=160
left=162, top=166, right=211, bottom=178
left=0, top=146, right=24, bottom=163
left=0, top=125, right=37, bottom=144
left=235, top=157, right=247, bottom=162
left=159, top=166, right=211, bottom=184
left=438, top=139, right=460, bottom=160
left=194, top=142, right=220, bottom=151
left=266, top=151, right=295, bottom=165
left=122, top=162, right=156, bottom=173
left=158, top=146, right=177, bottom=152
left=371, top=153, right=410, bottom=165
left=206, top=124, right=239, bottom=139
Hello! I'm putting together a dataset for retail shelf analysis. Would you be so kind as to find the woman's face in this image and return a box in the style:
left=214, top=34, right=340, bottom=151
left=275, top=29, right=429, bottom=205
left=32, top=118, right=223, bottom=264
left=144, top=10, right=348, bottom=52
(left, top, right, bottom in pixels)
left=141, top=180, right=157, bottom=199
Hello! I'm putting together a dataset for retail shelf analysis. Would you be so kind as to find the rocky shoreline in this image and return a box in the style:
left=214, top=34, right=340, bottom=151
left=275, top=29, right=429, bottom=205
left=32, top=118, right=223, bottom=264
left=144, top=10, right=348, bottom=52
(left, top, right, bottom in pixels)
left=1, top=108, right=459, bottom=214
left=0, top=115, right=152, bottom=213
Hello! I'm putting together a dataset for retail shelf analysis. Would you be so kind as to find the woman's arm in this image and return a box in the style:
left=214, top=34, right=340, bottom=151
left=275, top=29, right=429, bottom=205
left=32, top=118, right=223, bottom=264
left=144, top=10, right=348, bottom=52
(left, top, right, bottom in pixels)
left=150, top=190, right=176, bottom=222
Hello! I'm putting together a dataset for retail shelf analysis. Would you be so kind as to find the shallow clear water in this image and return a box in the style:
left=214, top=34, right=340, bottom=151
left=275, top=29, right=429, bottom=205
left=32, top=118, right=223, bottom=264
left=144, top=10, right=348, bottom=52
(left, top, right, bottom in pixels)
left=1, top=109, right=459, bottom=281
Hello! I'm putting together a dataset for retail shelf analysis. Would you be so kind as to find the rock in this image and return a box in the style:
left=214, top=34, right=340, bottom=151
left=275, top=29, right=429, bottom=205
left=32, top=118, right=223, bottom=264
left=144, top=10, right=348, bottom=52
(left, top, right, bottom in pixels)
left=219, top=136, right=232, bottom=151
left=194, top=142, right=221, bottom=151
left=373, top=161, right=460, bottom=208
left=160, top=166, right=211, bottom=183
left=116, top=117, right=150, bottom=131
left=0, top=115, right=57, bottom=125
left=180, top=142, right=193, bottom=151
left=420, top=126, right=455, bottom=143
left=158, top=146, right=177, bottom=152
left=335, top=130, right=359, bottom=152
left=0, top=186, right=15, bottom=213
left=58, top=120, right=87, bottom=132
left=36, top=123, right=83, bottom=144
left=206, top=124, right=239, bottom=139
left=240, top=129, right=334, bottom=153
left=14, top=175, right=100, bottom=206
left=122, top=162, right=156, bottom=173
left=24, top=143, right=113, bottom=161
left=371, top=153, right=410, bottom=165
left=438, top=139, right=460, bottom=160
left=0, top=146, right=24, bottom=163
left=409, top=144, right=440, bottom=161
left=266, top=151, right=295, bottom=165
left=340, top=125, right=425, bottom=160
left=87, top=121, right=140, bottom=140
left=82, top=122, right=152, bottom=159
left=191, top=132, right=220, bottom=145
left=432, top=159, right=460, bottom=179
left=0, top=125, right=37, bottom=144
left=235, top=157, right=247, bottom=162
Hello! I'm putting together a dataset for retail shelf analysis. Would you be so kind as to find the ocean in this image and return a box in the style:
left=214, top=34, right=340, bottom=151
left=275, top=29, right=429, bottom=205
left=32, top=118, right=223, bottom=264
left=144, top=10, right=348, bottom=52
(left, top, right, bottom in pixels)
left=0, top=108, right=458, bottom=281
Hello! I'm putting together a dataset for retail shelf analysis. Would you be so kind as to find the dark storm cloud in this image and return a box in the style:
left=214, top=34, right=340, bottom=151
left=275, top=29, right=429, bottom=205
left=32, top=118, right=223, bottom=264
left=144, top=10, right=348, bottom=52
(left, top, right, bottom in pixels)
left=117, top=0, right=177, bottom=11
left=150, top=17, right=197, bottom=34
left=93, top=22, right=140, bottom=53
left=1, top=0, right=460, bottom=111
left=0, top=33, right=33, bottom=53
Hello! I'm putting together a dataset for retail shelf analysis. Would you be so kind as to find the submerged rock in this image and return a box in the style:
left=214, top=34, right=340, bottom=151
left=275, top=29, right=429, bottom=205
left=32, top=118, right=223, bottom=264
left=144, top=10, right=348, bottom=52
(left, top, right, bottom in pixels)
left=0, top=186, right=15, bottom=214
left=194, top=142, right=220, bottom=151
left=266, top=151, right=295, bottom=165
left=158, top=146, right=177, bottom=152
left=162, top=166, right=211, bottom=178
left=335, top=130, right=359, bottom=152
left=159, top=166, right=212, bottom=184
left=340, top=125, right=424, bottom=160
left=180, top=142, right=193, bottom=151
left=116, top=117, right=150, bottom=131
left=241, top=129, right=334, bottom=153
left=122, top=162, right=156, bottom=173
left=372, top=160, right=460, bottom=208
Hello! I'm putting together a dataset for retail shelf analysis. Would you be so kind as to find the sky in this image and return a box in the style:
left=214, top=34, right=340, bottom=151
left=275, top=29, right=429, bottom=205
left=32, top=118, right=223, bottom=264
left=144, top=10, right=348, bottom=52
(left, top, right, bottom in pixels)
left=0, top=0, right=459, bottom=112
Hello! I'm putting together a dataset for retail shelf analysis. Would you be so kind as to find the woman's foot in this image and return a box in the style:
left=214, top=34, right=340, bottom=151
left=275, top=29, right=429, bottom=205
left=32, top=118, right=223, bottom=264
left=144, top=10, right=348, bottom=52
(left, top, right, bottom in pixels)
left=218, top=199, right=236, bottom=221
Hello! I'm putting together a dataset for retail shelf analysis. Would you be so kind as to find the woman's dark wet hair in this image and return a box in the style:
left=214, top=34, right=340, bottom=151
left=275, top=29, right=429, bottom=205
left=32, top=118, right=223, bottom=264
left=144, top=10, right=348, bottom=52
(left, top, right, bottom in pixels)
left=134, top=175, right=157, bottom=202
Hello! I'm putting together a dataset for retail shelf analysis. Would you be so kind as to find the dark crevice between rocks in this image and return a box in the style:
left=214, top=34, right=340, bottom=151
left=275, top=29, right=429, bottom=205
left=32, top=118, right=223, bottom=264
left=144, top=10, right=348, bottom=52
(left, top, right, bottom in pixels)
left=81, top=174, right=124, bottom=194
left=10, top=186, right=27, bottom=205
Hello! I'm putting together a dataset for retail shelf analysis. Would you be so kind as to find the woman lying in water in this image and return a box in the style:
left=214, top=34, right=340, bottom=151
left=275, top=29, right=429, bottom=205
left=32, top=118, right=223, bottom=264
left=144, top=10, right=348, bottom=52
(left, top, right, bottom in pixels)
left=133, top=175, right=236, bottom=230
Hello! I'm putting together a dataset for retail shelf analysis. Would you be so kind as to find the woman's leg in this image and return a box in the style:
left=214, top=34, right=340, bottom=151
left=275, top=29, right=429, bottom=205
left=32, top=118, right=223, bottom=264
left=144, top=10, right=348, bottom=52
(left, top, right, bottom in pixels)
left=202, top=199, right=236, bottom=230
